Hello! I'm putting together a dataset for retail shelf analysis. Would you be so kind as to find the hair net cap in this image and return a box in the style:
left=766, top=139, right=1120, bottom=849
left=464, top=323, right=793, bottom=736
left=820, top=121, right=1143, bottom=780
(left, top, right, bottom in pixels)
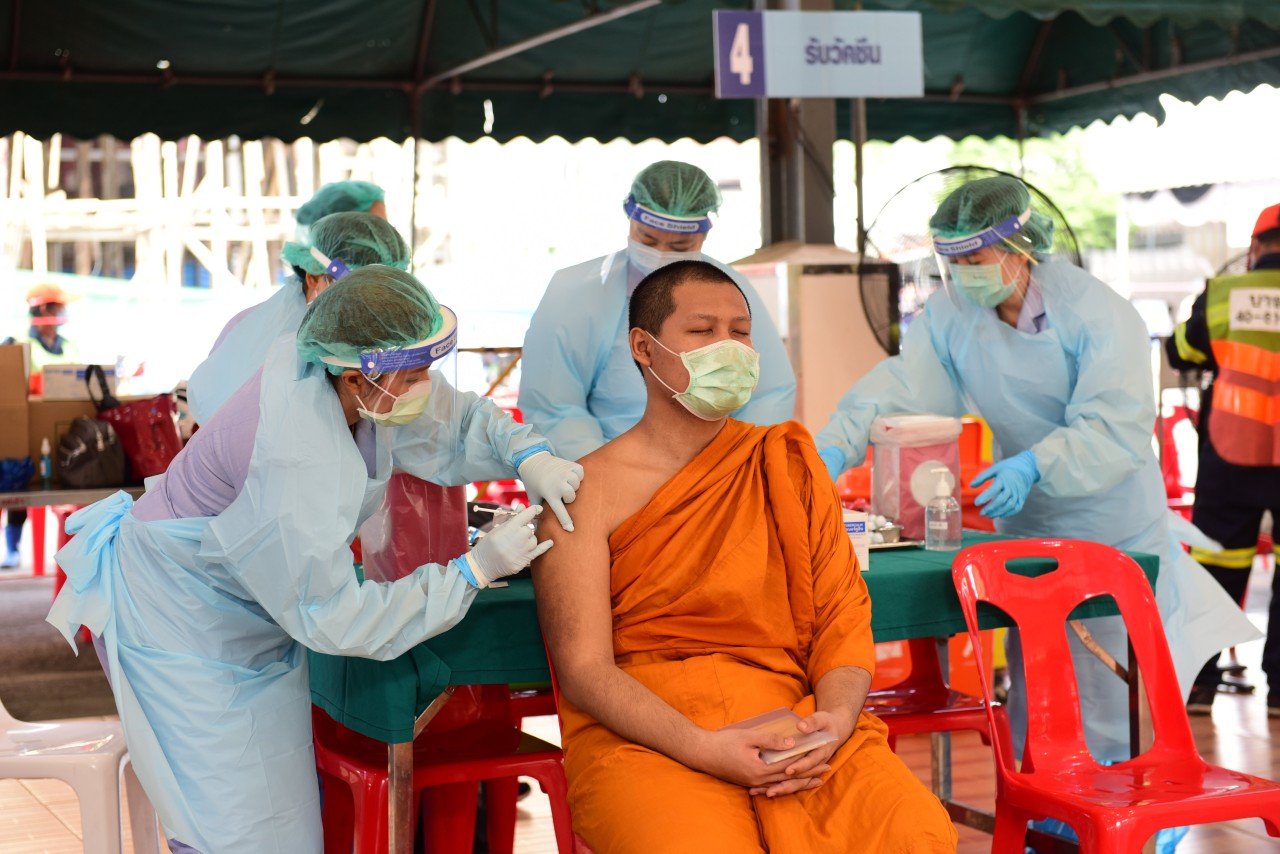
left=297, top=265, right=444, bottom=375
left=629, top=161, right=722, bottom=219
left=281, top=212, right=410, bottom=276
left=930, top=175, right=1055, bottom=256
left=296, top=181, right=385, bottom=227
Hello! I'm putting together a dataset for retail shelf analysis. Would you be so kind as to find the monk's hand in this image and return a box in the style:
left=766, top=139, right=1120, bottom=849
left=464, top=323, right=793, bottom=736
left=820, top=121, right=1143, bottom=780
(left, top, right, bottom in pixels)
left=748, top=710, right=853, bottom=799
left=699, top=728, right=807, bottom=790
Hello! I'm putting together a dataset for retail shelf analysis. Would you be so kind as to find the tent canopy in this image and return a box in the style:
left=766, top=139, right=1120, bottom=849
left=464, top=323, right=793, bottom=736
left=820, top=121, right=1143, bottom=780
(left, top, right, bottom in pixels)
left=2, top=0, right=1277, bottom=144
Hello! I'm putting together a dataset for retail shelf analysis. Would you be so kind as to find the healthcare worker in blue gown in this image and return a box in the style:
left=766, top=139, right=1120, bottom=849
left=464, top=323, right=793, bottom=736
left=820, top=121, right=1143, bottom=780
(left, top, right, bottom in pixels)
left=187, top=180, right=387, bottom=424
left=520, top=160, right=796, bottom=460
left=47, top=265, right=584, bottom=854
left=815, top=176, right=1257, bottom=851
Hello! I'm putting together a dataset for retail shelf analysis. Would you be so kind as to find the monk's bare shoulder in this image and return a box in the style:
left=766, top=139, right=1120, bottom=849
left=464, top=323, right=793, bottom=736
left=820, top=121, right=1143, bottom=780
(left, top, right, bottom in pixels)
left=535, top=432, right=658, bottom=547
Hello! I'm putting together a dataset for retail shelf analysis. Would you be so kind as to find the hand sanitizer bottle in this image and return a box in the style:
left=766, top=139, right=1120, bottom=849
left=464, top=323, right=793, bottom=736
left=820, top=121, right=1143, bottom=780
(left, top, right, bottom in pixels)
left=40, top=437, right=52, bottom=486
left=925, top=473, right=962, bottom=552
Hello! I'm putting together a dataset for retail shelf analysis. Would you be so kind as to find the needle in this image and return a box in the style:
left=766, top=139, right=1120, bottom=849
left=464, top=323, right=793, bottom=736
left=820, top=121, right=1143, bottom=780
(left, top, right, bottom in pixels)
left=472, top=504, right=520, bottom=517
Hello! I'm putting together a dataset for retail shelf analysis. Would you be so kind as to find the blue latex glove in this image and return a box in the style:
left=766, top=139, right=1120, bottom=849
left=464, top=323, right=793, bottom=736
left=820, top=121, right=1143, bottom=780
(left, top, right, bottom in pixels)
left=970, top=451, right=1040, bottom=519
left=818, top=446, right=847, bottom=481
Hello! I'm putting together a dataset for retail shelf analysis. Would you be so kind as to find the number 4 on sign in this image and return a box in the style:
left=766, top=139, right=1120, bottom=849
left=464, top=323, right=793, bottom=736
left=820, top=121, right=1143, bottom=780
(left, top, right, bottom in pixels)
left=730, top=23, right=753, bottom=85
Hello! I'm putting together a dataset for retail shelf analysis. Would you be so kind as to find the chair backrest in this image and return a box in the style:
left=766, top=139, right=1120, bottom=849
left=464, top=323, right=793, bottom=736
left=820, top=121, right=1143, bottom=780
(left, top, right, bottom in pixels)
left=952, top=539, right=1197, bottom=775
left=869, top=637, right=951, bottom=701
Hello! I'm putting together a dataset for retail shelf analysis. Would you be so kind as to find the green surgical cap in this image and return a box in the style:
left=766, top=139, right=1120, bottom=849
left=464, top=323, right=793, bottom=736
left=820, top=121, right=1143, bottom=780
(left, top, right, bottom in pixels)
left=929, top=175, right=1055, bottom=256
left=630, top=161, right=722, bottom=219
left=296, top=181, right=385, bottom=227
left=297, top=265, right=443, bottom=375
left=281, top=212, right=410, bottom=277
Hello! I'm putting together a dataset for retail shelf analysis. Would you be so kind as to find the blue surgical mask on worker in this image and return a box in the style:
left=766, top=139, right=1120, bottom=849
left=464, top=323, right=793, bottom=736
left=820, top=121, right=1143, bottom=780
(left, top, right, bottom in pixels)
left=357, top=376, right=432, bottom=426
left=644, top=332, right=759, bottom=421
left=949, top=261, right=1017, bottom=308
left=627, top=239, right=702, bottom=276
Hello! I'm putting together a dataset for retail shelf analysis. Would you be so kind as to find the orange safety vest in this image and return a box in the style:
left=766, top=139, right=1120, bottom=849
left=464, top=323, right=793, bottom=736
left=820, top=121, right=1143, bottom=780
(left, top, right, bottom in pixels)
left=1205, top=269, right=1280, bottom=467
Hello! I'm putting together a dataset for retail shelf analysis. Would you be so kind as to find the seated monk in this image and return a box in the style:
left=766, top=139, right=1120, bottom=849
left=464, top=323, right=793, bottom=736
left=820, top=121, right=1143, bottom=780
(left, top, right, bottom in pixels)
left=533, top=260, right=958, bottom=853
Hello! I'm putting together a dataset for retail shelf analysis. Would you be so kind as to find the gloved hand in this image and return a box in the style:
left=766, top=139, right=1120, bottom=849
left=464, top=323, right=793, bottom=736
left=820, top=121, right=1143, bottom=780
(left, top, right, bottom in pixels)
left=818, top=446, right=847, bottom=481
left=456, top=505, right=553, bottom=588
left=970, top=451, right=1040, bottom=519
left=517, top=451, right=584, bottom=532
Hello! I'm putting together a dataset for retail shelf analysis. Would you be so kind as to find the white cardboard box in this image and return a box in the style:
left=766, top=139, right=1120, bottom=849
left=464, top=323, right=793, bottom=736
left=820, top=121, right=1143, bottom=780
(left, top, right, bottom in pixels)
left=40, top=364, right=119, bottom=401
left=843, top=509, right=870, bottom=572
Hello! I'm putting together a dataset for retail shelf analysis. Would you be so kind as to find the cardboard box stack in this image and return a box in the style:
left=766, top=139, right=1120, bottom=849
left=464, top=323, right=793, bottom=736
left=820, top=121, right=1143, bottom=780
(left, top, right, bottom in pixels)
left=0, top=344, right=30, bottom=463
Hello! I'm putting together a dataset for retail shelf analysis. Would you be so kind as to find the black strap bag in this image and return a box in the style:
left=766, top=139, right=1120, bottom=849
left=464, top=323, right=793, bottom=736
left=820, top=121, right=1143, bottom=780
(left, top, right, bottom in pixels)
left=58, top=415, right=127, bottom=488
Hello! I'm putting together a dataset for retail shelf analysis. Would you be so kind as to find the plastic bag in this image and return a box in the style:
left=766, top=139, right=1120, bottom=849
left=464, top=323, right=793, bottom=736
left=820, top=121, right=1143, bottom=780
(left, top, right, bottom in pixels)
left=359, top=472, right=469, bottom=583
left=0, top=457, right=34, bottom=491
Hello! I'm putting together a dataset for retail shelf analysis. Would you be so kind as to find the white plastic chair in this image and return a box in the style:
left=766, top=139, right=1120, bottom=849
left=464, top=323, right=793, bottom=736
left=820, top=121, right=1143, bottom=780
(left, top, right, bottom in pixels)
left=0, top=696, right=161, bottom=854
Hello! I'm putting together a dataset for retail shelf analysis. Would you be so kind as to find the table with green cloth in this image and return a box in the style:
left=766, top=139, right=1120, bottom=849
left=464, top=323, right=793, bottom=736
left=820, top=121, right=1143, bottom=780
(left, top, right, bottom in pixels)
left=308, top=531, right=1160, bottom=852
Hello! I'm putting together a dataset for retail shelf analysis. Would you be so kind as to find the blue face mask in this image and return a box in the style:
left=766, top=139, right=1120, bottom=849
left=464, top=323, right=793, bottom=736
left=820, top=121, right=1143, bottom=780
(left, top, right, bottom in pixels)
left=950, top=262, right=1016, bottom=308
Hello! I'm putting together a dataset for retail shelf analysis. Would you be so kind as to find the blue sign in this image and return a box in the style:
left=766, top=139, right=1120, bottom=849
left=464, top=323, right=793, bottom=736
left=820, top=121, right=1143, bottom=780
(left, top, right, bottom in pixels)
left=712, top=10, right=923, bottom=99
left=713, top=10, right=766, bottom=98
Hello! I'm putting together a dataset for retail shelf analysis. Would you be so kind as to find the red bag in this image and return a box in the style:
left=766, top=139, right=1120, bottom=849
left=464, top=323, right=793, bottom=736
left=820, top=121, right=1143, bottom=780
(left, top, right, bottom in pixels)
left=86, top=364, right=183, bottom=480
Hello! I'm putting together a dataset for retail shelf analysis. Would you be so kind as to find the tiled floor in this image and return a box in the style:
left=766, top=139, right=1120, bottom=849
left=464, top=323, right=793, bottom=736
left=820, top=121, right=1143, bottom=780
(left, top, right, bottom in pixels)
left=6, top=560, right=1279, bottom=852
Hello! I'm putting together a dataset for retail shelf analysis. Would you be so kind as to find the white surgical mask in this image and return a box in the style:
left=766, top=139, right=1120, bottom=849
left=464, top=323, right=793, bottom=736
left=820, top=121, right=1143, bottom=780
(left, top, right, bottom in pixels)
left=627, top=238, right=702, bottom=277
left=950, top=262, right=1016, bottom=308
left=645, top=333, right=760, bottom=421
left=357, top=376, right=432, bottom=426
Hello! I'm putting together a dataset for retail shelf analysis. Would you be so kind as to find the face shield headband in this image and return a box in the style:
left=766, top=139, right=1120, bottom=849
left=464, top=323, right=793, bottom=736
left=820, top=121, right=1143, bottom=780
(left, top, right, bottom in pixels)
left=309, top=246, right=353, bottom=279
left=319, top=304, right=459, bottom=378
left=932, top=208, right=1033, bottom=257
left=622, top=195, right=713, bottom=234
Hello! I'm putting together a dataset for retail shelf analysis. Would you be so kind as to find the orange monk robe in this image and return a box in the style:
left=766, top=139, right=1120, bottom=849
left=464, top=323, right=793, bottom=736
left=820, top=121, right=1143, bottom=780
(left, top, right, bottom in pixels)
left=560, top=419, right=957, bottom=854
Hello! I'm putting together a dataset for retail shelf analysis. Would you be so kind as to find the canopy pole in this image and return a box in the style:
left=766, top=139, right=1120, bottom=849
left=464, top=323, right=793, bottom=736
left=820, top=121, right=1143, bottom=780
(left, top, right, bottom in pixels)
left=1015, top=104, right=1026, bottom=177
left=758, top=0, right=836, bottom=246
left=853, top=96, right=867, bottom=258
left=408, top=0, right=437, bottom=258
left=420, top=0, right=660, bottom=91
left=852, top=0, right=866, bottom=258
left=1031, top=43, right=1280, bottom=103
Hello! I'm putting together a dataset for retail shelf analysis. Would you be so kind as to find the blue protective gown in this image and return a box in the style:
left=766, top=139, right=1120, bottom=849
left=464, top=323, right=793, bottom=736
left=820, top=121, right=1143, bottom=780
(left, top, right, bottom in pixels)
left=816, top=259, right=1259, bottom=761
left=519, top=250, right=797, bottom=461
left=47, top=335, right=548, bottom=853
left=187, top=283, right=308, bottom=424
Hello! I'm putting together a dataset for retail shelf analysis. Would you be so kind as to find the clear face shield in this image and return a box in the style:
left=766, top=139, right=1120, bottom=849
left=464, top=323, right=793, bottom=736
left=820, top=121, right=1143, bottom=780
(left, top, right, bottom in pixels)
left=933, top=209, right=1038, bottom=309
left=344, top=309, right=465, bottom=585
left=319, top=304, right=461, bottom=443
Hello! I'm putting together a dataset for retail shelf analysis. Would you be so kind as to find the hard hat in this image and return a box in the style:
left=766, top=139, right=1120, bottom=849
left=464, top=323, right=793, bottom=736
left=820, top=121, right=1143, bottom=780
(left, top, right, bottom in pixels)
left=1252, top=203, right=1280, bottom=239
left=26, top=283, right=78, bottom=308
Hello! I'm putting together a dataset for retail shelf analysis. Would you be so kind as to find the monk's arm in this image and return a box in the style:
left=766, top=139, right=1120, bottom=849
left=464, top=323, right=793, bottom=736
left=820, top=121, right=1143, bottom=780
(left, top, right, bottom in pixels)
left=814, top=665, right=871, bottom=735
left=531, top=476, right=712, bottom=770
left=799, top=439, right=876, bottom=712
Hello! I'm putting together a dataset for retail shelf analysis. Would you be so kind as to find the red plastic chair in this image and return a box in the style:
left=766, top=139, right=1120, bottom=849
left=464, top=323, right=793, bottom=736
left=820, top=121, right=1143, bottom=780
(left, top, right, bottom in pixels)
left=953, top=538, right=1280, bottom=852
left=312, top=684, right=576, bottom=854
left=30, top=503, right=79, bottom=583
left=864, top=636, right=993, bottom=752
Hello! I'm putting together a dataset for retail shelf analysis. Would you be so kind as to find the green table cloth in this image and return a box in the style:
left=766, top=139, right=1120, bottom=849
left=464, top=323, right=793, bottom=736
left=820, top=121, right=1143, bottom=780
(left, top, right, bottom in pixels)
left=866, top=531, right=1160, bottom=642
left=309, top=532, right=1159, bottom=743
